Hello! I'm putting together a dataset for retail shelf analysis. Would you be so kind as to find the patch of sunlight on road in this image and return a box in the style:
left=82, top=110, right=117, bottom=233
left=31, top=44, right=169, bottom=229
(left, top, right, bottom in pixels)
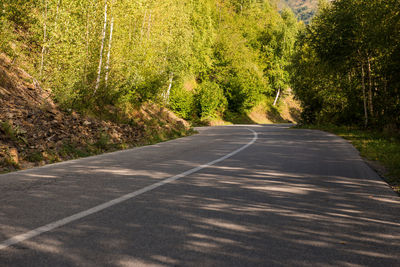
left=93, top=168, right=169, bottom=179
left=118, top=257, right=165, bottom=267
left=24, top=174, right=58, bottom=179
left=201, top=219, right=253, bottom=233
left=243, top=185, right=310, bottom=195
left=188, top=233, right=240, bottom=245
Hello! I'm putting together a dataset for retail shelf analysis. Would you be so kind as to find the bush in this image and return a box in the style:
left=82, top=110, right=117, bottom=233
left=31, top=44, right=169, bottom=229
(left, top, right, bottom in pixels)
left=196, top=81, right=227, bottom=119
left=0, top=20, right=15, bottom=57
left=169, top=87, right=196, bottom=120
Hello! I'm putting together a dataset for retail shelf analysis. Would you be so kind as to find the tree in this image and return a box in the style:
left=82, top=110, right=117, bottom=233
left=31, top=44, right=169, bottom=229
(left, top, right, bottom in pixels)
left=290, top=0, right=400, bottom=128
left=0, top=0, right=299, bottom=122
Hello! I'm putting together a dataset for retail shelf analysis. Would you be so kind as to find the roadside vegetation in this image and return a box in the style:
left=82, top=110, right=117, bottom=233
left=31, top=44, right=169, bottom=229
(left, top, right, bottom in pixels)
left=0, top=0, right=299, bottom=125
left=290, top=0, right=400, bottom=193
left=0, top=1, right=302, bottom=172
left=290, top=0, right=400, bottom=129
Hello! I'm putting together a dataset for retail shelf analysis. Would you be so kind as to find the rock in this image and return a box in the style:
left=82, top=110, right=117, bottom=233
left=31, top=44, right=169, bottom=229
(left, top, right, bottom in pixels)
left=8, top=148, right=19, bottom=164
left=48, top=108, right=58, bottom=115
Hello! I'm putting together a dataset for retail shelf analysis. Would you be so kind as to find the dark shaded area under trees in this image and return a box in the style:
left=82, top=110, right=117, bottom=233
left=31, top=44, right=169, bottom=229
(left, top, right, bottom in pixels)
left=289, top=0, right=400, bottom=131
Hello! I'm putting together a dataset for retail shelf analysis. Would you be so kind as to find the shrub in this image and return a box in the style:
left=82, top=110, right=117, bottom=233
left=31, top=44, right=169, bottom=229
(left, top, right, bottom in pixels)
left=196, top=81, right=227, bottom=119
left=170, top=87, right=196, bottom=120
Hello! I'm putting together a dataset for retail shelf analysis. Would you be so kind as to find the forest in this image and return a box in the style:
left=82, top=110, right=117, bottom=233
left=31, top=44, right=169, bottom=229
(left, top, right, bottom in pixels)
left=0, top=0, right=299, bottom=124
left=0, top=0, right=399, bottom=177
left=290, top=0, right=400, bottom=130
left=1, top=0, right=399, bottom=129
left=0, top=0, right=400, bottom=128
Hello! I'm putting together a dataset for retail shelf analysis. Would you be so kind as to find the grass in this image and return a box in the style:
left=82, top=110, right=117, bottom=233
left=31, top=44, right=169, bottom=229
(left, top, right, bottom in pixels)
left=26, top=151, right=44, bottom=162
left=0, top=147, right=20, bottom=170
left=0, top=120, right=18, bottom=141
left=0, top=120, right=28, bottom=144
left=297, top=124, right=400, bottom=193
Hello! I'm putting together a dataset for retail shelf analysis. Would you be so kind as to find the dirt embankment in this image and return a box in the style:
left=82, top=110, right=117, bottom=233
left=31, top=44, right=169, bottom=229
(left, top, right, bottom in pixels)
left=247, top=92, right=301, bottom=125
left=0, top=54, right=190, bottom=173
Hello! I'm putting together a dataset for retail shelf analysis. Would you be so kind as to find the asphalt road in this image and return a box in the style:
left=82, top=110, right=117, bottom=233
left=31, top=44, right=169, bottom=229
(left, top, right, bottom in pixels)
left=0, top=125, right=399, bottom=266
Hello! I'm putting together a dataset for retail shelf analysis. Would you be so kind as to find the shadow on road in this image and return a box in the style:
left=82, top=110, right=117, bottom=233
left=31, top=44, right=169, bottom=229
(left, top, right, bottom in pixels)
left=0, top=125, right=399, bottom=266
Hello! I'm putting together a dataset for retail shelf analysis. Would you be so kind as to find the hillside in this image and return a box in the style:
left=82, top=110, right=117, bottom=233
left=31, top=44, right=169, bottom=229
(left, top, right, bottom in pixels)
left=0, top=1, right=299, bottom=125
left=0, top=1, right=302, bottom=172
left=0, top=54, right=189, bottom=173
left=279, top=0, right=319, bottom=24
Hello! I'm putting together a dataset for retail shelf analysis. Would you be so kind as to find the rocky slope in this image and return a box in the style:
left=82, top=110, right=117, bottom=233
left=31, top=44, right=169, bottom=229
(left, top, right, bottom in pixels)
left=0, top=54, right=190, bottom=173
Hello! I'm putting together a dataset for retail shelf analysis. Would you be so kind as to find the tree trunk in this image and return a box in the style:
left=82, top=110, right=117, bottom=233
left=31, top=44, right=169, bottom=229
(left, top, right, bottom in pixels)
left=273, top=87, right=280, bottom=106
left=40, top=0, right=48, bottom=77
left=55, top=0, right=61, bottom=30
left=165, top=73, right=174, bottom=104
left=105, top=16, right=114, bottom=88
left=361, top=63, right=368, bottom=127
left=94, top=1, right=108, bottom=95
left=367, top=57, right=374, bottom=116
left=85, top=1, right=90, bottom=83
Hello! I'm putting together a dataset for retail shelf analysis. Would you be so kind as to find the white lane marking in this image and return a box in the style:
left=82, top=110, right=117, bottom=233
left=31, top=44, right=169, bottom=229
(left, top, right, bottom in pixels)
left=0, top=129, right=258, bottom=250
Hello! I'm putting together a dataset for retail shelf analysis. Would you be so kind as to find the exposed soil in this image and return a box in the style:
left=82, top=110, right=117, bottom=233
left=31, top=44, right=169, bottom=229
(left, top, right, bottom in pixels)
left=248, top=91, right=302, bottom=124
left=0, top=54, right=190, bottom=173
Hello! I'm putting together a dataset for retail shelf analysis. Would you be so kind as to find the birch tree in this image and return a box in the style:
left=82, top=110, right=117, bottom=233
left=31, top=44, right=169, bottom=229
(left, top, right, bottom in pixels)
left=94, top=1, right=108, bottom=94
left=289, top=0, right=400, bottom=128
left=105, top=15, right=114, bottom=88
left=40, top=0, right=48, bottom=77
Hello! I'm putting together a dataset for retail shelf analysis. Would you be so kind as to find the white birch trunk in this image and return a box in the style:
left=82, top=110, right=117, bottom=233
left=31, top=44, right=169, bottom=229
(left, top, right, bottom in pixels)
left=367, top=57, right=373, bottom=115
left=94, top=2, right=108, bottom=95
left=105, top=16, right=114, bottom=88
left=165, top=73, right=174, bottom=104
left=55, top=0, right=61, bottom=30
left=40, top=0, right=48, bottom=77
left=273, top=88, right=280, bottom=106
left=85, top=2, right=90, bottom=82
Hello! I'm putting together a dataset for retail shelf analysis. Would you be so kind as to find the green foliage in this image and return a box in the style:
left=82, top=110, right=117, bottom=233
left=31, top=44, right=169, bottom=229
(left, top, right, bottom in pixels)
left=197, top=81, right=227, bottom=119
left=170, top=87, right=196, bottom=120
left=94, top=131, right=111, bottom=150
left=59, top=142, right=91, bottom=159
left=1, top=0, right=37, bottom=28
left=280, top=0, right=318, bottom=24
left=0, top=0, right=299, bottom=122
left=0, top=120, right=16, bottom=141
left=290, top=0, right=400, bottom=129
left=0, top=120, right=27, bottom=144
left=26, top=151, right=44, bottom=163
left=0, top=20, right=14, bottom=56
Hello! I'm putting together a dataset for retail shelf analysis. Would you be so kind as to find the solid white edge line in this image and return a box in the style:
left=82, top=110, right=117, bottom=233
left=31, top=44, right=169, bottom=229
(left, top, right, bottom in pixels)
left=0, top=128, right=258, bottom=250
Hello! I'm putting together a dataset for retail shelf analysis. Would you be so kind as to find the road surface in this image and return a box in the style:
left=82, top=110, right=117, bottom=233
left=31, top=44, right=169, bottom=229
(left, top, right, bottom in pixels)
left=0, top=125, right=399, bottom=266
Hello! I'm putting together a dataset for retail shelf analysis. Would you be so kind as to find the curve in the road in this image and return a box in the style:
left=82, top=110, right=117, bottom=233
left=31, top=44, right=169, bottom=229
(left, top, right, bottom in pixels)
left=0, top=129, right=258, bottom=250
